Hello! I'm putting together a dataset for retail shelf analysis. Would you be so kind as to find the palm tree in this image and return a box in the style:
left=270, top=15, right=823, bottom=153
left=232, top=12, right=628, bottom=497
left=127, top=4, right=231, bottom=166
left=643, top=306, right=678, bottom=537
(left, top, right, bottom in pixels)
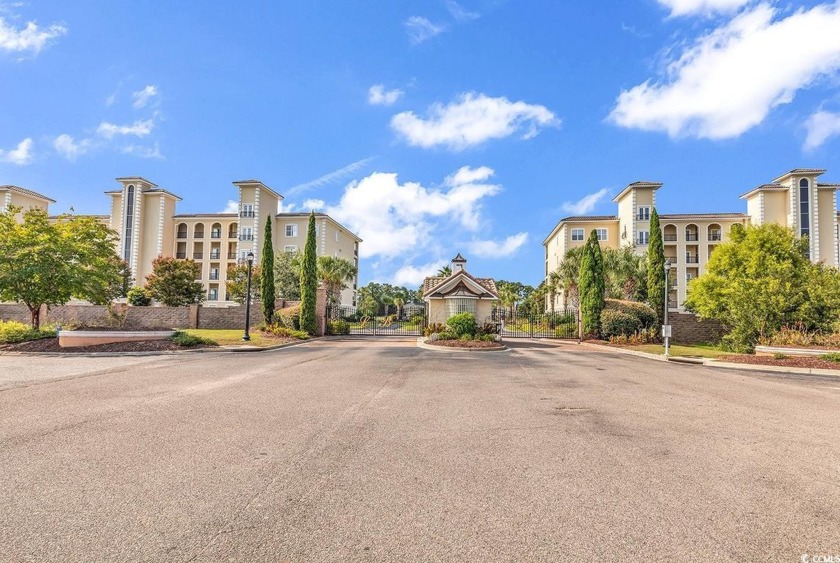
left=498, top=286, right=519, bottom=320
left=556, top=247, right=583, bottom=308
left=436, top=265, right=452, bottom=277
left=602, top=246, right=646, bottom=300
left=317, top=256, right=357, bottom=307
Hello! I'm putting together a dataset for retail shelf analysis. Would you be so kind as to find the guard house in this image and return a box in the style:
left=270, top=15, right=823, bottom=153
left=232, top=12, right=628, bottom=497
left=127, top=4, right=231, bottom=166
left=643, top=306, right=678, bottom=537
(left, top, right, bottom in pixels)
left=421, top=254, right=499, bottom=324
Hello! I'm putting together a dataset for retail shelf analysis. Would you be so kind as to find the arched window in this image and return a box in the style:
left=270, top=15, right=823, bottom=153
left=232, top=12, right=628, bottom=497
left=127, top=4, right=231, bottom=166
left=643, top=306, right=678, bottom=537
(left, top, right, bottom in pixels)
left=211, top=222, right=222, bottom=239
left=123, top=185, right=135, bottom=262
left=799, top=178, right=810, bottom=238
left=194, top=223, right=205, bottom=239
left=177, top=223, right=188, bottom=238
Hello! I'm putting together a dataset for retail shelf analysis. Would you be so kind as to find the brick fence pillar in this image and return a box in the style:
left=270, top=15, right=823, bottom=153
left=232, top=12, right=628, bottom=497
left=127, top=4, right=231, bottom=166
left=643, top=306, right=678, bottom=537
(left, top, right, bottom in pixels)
left=315, top=288, right=327, bottom=337
left=189, top=304, right=200, bottom=329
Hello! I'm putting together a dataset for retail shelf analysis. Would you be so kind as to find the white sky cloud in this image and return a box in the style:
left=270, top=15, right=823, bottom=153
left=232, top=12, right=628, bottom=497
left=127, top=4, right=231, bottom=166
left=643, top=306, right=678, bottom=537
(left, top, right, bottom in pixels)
left=221, top=200, right=239, bottom=213
left=302, top=198, right=325, bottom=211
left=0, top=16, right=66, bottom=53
left=657, top=0, right=752, bottom=17
left=609, top=3, right=840, bottom=140
left=468, top=232, right=529, bottom=258
left=392, top=261, right=448, bottom=286
left=278, top=202, right=297, bottom=213
left=561, top=188, right=610, bottom=215
left=286, top=156, right=375, bottom=195
left=445, top=165, right=494, bottom=186
left=326, top=166, right=500, bottom=260
left=368, top=84, right=404, bottom=106
left=392, top=92, right=559, bottom=150
left=132, top=85, right=158, bottom=109
left=97, top=118, right=155, bottom=139
left=405, top=16, right=446, bottom=44
left=804, top=109, right=840, bottom=150
left=446, top=0, right=480, bottom=22
left=53, top=134, right=91, bottom=161
left=0, top=137, right=33, bottom=165
left=120, top=142, right=163, bottom=159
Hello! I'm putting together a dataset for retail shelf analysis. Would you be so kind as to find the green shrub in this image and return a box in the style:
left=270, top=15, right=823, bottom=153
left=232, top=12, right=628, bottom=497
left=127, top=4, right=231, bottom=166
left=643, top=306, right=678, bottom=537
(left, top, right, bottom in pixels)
left=435, top=330, right=457, bottom=341
left=820, top=352, right=840, bottom=363
left=773, top=352, right=788, bottom=360
left=761, top=326, right=840, bottom=349
left=277, top=305, right=301, bottom=330
left=423, top=323, right=447, bottom=337
left=262, top=323, right=310, bottom=340
left=127, top=287, right=152, bottom=306
left=170, top=331, right=218, bottom=347
left=327, top=319, right=350, bottom=335
left=446, top=312, right=477, bottom=337
left=604, top=299, right=658, bottom=329
left=0, top=320, right=54, bottom=344
left=601, top=309, right=643, bottom=339
left=476, top=322, right=499, bottom=336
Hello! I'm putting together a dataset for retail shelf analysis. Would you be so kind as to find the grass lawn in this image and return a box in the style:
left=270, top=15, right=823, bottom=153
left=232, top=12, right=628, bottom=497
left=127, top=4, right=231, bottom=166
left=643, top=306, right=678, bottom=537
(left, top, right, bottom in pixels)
left=622, top=343, right=729, bottom=358
left=181, top=329, right=288, bottom=347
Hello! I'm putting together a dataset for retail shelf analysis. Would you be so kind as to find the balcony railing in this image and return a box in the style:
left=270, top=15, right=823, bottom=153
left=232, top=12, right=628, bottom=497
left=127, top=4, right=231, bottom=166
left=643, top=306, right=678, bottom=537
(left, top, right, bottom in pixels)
left=663, top=234, right=677, bottom=242
left=708, top=234, right=722, bottom=241
left=685, top=233, right=699, bottom=241
left=176, top=252, right=186, bottom=259
left=209, top=251, right=221, bottom=259
left=227, top=252, right=237, bottom=259
left=228, top=232, right=238, bottom=239
left=665, top=256, right=677, bottom=263
left=668, top=300, right=679, bottom=309
left=211, top=230, right=222, bottom=239
left=208, top=294, right=218, bottom=301
left=194, top=233, right=204, bottom=239
left=193, top=252, right=203, bottom=259
left=239, top=234, right=253, bottom=241
left=209, top=273, right=219, bottom=281
left=685, top=254, right=699, bottom=264
left=177, top=233, right=188, bottom=239
left=239, top=211, right=255, bottom=218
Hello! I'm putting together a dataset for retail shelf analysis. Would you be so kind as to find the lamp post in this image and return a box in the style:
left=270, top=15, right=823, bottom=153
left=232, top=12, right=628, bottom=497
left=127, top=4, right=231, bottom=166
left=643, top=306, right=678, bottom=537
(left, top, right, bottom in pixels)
left=663, top=258, right=671, bottom=357
left=243, top=251, right=254, bottom=341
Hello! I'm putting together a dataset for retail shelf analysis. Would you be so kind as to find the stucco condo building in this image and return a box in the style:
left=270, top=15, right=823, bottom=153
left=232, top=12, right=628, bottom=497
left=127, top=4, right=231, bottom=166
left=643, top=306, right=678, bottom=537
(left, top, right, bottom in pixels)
left=3, top=178, right=362, bottom=306
left=543, top=168, right=840, bottom=311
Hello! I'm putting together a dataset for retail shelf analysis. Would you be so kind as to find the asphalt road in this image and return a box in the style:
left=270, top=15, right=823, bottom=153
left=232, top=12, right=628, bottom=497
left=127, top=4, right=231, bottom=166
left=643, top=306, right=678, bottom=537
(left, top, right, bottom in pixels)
left=1, top=339, right=839, bottom=562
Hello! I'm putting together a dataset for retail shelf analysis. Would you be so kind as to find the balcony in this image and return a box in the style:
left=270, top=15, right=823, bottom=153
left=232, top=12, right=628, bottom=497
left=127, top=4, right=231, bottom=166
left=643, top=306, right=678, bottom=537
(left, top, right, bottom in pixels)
left=709, top=234, right=722, bottom=241
left=211, top=230, right=222, bottom=239
left=209, top=273, right=219, bottom=281
left=663, top=234, right=677, bottom=242
left=176, top=252, right=186, bottom=259
left=239, top=234, right=254, bottom=241
left=209, top=251, right=221, bottom=260
left=228, top=232, right=238, bottom=239
left=685, top=234, right=699, bottom=242
left=665, top=256, right=678, bottom=263
left=193, top=252, right=203, bottom=259
left=194, top=233, right=204, bottom=240
left=685, top=254, right=699, bottom=264
left=177, top=233, right=188, bottom=239
left=239, top=211, right=255, bottom=218
left=227, top=252, right=237, bottom=259
left=668, top=300, right=679, bottom=309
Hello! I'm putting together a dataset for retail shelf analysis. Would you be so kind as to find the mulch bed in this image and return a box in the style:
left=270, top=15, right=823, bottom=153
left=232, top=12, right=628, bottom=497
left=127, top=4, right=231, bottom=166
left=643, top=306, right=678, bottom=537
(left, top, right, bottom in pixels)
left=720, top=355, right=840, bottom=371
left=427, top=339, right=505, bottom=349
left=0, top=337, right=212, bottom=353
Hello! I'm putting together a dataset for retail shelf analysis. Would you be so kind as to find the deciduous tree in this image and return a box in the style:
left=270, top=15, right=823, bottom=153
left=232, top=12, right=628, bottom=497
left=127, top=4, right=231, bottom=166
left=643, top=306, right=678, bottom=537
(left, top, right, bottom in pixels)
left=145, top=256, right=204, bottom=307
left=273, top=249, right=301, bottom=300
left=226, top=263, right=261, bottom=305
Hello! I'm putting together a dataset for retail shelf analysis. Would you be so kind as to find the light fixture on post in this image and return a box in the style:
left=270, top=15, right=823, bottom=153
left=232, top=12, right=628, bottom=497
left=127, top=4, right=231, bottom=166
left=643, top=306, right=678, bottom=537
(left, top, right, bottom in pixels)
left=243, top=251, right=255, bottom=341
left=663, top=258, right=671, bottom=357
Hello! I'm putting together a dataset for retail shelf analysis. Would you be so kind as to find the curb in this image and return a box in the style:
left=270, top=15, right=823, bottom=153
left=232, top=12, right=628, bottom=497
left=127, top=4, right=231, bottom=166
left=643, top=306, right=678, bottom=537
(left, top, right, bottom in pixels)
left=0, top=337, right=322, bottom=357
left=576, top=341, right=668, bottom=362
left=416, top=337, right=508, bottom=353
left=704, top=359, right=840, bottom=378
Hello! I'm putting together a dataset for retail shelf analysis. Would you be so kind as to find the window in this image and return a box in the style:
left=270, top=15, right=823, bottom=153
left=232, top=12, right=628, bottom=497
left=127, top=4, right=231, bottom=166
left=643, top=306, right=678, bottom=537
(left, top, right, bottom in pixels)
left=595, top=228, right=608, bottom=241
left=637, top=206, right=650, bottom=220
left=571, top=228, right=584, bottom=241
left=335, top=231, right=339, bottom=242
left=447, top=298, right=477, bottom=317
left=240, top=227, right=253, bottom=241
left=284, top=245, right=297, bottom=252
left=240, top=204, right=254, bottom=218
left=208, top=288, right=218, bottom=301
left=799, top=178, right=810, bottom=237
left=209, top=268, right=219, bottom=280
left=285, top=224, right=297, bottom=237
left=637, top=231, right=649, bottom=245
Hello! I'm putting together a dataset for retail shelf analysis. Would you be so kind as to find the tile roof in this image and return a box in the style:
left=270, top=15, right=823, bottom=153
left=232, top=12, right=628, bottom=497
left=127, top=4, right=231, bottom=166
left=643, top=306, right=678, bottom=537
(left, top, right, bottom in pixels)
left=817, top=183, right=840, bottom=188
left=558, top=215, right=618, bottom=222
left=772, top=168, right=826, bottom=182
left=0, top=184, right=57, bottom=203
left=659, top=213, right=748, bottom=219
left=422, top=271, right=498, bottom=298
left=173, top=213, right=238, bottom=218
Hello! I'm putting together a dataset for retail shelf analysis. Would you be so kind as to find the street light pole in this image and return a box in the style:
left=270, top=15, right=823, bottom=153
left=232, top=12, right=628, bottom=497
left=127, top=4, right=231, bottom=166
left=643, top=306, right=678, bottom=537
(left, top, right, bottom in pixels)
left=243, top=251, right=254, bottom=341
left=663, top=259, right=671, bottom=357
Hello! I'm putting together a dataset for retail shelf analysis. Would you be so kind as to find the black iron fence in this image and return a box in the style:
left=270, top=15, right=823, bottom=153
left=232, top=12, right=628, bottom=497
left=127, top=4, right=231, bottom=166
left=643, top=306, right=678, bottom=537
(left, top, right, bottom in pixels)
left=491, top=307, right=579, bottom=339
left=326, top=305, right=427, bottom=336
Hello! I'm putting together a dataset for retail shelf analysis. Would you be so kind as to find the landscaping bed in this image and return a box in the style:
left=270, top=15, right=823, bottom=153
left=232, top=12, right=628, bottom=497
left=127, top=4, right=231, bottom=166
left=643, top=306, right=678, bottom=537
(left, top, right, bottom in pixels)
left=426, top=339, right=505, bottom=350
left=0, top=337, right=213, bottom=353
left=720, top=354, right=840, bottom=371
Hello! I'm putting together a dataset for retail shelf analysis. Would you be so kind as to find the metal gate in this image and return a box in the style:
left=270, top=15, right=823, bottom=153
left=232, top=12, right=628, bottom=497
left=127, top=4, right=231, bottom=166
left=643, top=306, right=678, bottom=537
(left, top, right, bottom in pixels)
left=492, top=308, right=579, bottom=339
left=325, top=305, right=427, bottom=336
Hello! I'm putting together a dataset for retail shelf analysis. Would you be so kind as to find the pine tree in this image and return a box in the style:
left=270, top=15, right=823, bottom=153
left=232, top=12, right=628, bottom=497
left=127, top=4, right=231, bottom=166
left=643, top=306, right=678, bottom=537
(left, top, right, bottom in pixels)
left=299, top=211, right=318, bottom=334
left=647, top=207, right=666, bottom=325
left=579, top=230, right=605, bottom=337
left=260, top=215, right=276, bottom=324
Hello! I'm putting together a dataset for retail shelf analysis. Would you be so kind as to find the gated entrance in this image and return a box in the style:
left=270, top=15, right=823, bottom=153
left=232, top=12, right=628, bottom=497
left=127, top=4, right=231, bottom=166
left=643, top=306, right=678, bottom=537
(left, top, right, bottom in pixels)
left=492, top=308, right=579, bottom=339
left=325, top=305, right=427, bottom=336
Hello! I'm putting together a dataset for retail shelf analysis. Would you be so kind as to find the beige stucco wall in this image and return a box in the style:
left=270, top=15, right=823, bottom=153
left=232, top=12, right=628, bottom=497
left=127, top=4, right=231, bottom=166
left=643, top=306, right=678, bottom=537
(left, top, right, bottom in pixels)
left=7, top=192, right=49, bottom=213
left=427, top=298, right=497, bottom=325
left=764, top=191, right=788, bottom=226
left=817, top=189, right=837, bottom=265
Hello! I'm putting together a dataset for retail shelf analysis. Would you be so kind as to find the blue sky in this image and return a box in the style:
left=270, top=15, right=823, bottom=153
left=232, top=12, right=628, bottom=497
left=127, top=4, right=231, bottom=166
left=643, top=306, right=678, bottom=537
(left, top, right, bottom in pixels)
left=2, top=0, right=840, bottom=288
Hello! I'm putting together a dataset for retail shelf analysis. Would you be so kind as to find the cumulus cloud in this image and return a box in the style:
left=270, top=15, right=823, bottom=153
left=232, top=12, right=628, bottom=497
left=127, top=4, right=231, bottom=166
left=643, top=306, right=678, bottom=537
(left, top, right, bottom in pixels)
left=0, top=16, right=66, bottom=53
left=392, top=261, right=448, bottom=286
left=131, top=85, right=158, bottom=109
left=0, top=137, right=33, bottom=165
left=609, top=3, right=840, bottom=140
left=561, top=188, right=610, bottom=215
left=221, top=200, right=239, bottom=214
left=286, top=157, right=376, bottom=195
left=326, top=166, right=500, bottom=260
left=302, top=198, right=325, bottom=211
left=656, top=0, right=751, bottom=17
left=120, top=142, right=163, bottom=159
left=445, top=165, right=494, bottom=186
left=405, top=16, right=445, bottom=44
left=804, top=109, right=840, bottom=150
left=392, top=92, right=559, bottom=150
left=446, top=0, right=480, bottom=21
left=97, top=118, right=155, bottom=139
left=368, top=84, right=404, bottom=106
left=53, top=134, right=91, bottom=160
left=468, top=232, right=529, bottom=258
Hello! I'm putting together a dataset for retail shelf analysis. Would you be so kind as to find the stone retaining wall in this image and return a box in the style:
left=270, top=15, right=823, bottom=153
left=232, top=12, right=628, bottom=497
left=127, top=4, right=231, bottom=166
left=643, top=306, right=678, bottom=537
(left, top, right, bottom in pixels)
left=0, top=290, right=327, bottom=335
left=669, top=312, right=725, bottom=344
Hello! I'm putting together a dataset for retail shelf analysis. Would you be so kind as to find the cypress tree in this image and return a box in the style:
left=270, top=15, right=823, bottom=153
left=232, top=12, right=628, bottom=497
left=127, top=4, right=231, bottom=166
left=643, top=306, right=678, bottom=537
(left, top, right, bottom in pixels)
left=299, top=211, right=318, bottom=334
left=579, top=230, right=605, bottom=337
left=647, top=207, right=666, bottom=324
left=260, top=215, right=276, bottom=324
